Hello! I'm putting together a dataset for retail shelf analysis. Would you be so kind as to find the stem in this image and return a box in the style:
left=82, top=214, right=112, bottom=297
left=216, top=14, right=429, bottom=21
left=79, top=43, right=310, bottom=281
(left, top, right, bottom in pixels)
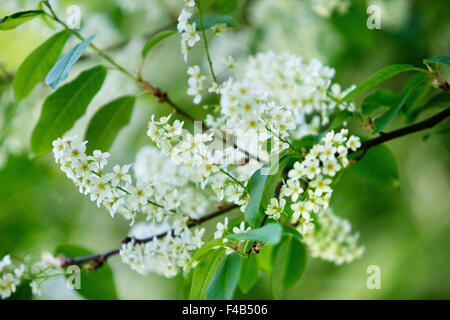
left=61, top=203, right=238, bottom=267
left=197, top=1, right=217, bottom=83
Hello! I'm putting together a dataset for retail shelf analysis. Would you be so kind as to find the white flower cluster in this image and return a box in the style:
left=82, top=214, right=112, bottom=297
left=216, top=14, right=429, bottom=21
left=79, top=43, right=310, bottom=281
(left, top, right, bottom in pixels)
left=177, top=7, right=201, bottom=62
left=120, top=223, right=205, bottom=277
left=52, top=136, right=194, bottom=227
left=0, top=252, right=62, bottom=299
left=302, top=209, right=364, bottom=264
left=266, top=129, right=361, bottom=234
left=134, top=145, right=212, bottom=220
left=187, top=65, right=206, bottom=104
left=243, top=51, right=356, bottom=136
left=147, top=115, right=250, bottom=209
left=310, top=0, right=351, bottom=17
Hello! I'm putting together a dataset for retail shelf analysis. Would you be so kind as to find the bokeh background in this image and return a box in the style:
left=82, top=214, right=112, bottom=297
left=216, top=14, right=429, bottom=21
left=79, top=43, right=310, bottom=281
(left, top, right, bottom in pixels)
left=0, top=0, right=449, bottom=299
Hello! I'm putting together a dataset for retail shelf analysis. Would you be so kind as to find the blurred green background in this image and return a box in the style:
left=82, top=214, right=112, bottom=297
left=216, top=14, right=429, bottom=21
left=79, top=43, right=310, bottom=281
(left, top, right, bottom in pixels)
left=0, top=0, right=449, bottom=299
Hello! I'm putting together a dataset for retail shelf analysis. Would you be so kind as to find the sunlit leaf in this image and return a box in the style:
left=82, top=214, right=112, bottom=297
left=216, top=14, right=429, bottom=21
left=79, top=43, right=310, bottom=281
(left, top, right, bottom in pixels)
left=45, top=35, right=95, bottom=90
left=206, top=252, right=241, bottom=300
left=85, top=96, right=135, bottom=153
left=341, top=64, right=423, bottom=102
left=13, top=30, right=71, bottom=102
left=0, top=10, right=43, bottom=30
left=227, top=223, right=282, bottom=244
left=189, top=248, right=226, bottom=300
left=142, top=30, right=176, bottom=59
left=31, top=65, right=107, bottom=157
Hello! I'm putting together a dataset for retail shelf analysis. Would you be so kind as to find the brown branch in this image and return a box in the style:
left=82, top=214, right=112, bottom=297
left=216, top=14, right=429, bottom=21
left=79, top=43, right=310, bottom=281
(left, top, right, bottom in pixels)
left=61, top=203, right=238, bottom=268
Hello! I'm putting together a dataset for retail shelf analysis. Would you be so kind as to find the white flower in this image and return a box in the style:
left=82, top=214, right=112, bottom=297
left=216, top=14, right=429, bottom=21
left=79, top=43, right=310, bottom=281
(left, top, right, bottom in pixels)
left=282, top=179, right=304, bottom=202
left=288, top=161, right=305, bottom=180
left=212, top=23, right=227, bottom=36
left=224, top=55, right=236, bottom=69
left=0, top=254, right=11, bottom=272
left=111, top=164, right=132, bottom=187
left=177, top=8, right=191, bottom=32
left=30, top=281, right=41, bottom=296
left=88, top=150, right=110, bottom=170
left=322, top=158, right=341, bottom=177
left=291, top=201, right=312, bottom=221
left=265, top=198, right=286, bottom=220
left=41, top=252, right=62, bottom=269
left=214, top=217, right=229, bottom=239
left=232, top=221, right=250, bottom=234
left=182, top=23, right=200, bottom=47
left=310, top=175, right=332, bottom=196
left=304, top=159, right=321, bottom=180
left=346, top=136, right=361, bottom=151
left=184, top=0, right=196, bottom=7
left=0, top=273, right=18, bottom=299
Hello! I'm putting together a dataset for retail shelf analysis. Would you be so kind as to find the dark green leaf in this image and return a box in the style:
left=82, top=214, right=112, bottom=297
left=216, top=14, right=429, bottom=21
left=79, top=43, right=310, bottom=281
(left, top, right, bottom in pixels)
left=192, top=15, right=241, bottom=30
left=406, top=92, right=450, bottom=123
left=189, top=248, right=226, bottom=300
left=245, top=155, right=292, bottom=227
left=45, top=35, right=95, bottom=89
left=206, top=252, right=241, bottom=300
left=424, top=53, right=450, bottom=66
left=85, top=96, right=135, bottom=153
left=341, top=64, right=423, bottom=102
left=31, top=65, right=107, bottom=157
left=55, top=245, right=118, bottom=300
left=328, top=110, right=354, bottom=130
left=0, top=10, right=43, bottom=30
left=361, top=89, right=399, bottom=116
left=238, top=254, right=258, bottom=294
left=142, top=30, right=176, bottom=58
left=351, top=144, right=399, bottom=186
left=227, top=223, right=282, bottom=244
left=271, top=230, right=307, bottom=299
left=13, top=31, right=71, bottom=102
left=373, top=91, right=410, bottom=132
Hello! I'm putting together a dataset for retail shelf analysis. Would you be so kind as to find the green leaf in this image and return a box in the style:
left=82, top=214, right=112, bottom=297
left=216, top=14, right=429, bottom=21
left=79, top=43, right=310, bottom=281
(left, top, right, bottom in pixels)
left=45, top=35, right=95, bottom=90
left=245, top=155, right=292, bottom=227
left=31, top=65, right=107, bottom=157
left=256, top=245, right=274, bottom=274
left=238, top=254, right=258, bottom=294
left=328, top=110, right=354, bottom=130
left=206, top=252, right=241, bottom=300
left=55, top=245, right=118, bottom=300
left=85, top=96, right=135, bottom=153
left=13, top=30, right=71, bottom=102
left=227, top=223, right=282, bottom=244
left=407, top=92, right=450, bottom=122
left=351, top=144, right=399, bottom=186
left=361, top=89, right=399, bottom=116
left=192, top=15, right=241, bottom=30
left=142, top=30, right=176, bottom=59
left=290, top=134, right=317, bottom=151
left=189, top=248, right=226, bottom=300
left=341, top=64, right=422, bottom=102
left=271, top=230, right=307, bottom=299
left=0, top=10, right=43, bottom=30
left=424, top=53, right=450, bottom=66
left=373, top=83, right=427, bottom=133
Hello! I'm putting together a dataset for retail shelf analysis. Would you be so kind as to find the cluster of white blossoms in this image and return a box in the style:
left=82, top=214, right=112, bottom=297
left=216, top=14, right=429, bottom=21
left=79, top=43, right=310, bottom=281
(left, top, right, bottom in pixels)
left=243, top=51, right=356, bottom=137
left=147, top=114, right=250, bottom=210
left=310, top=0, right=351, bottom=17
left=187, top=65, right=206, bottom=104
left=0, top=252, right=62, bottom=299
left=266, top=129, right=361, bottom=234
left=177, top=6, right=200, bottom=62
left=120, top=223, right=205, bottom=277
left=52, top=136, right=195, bottom=228
left=302, top=209, right=365, bottom=264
